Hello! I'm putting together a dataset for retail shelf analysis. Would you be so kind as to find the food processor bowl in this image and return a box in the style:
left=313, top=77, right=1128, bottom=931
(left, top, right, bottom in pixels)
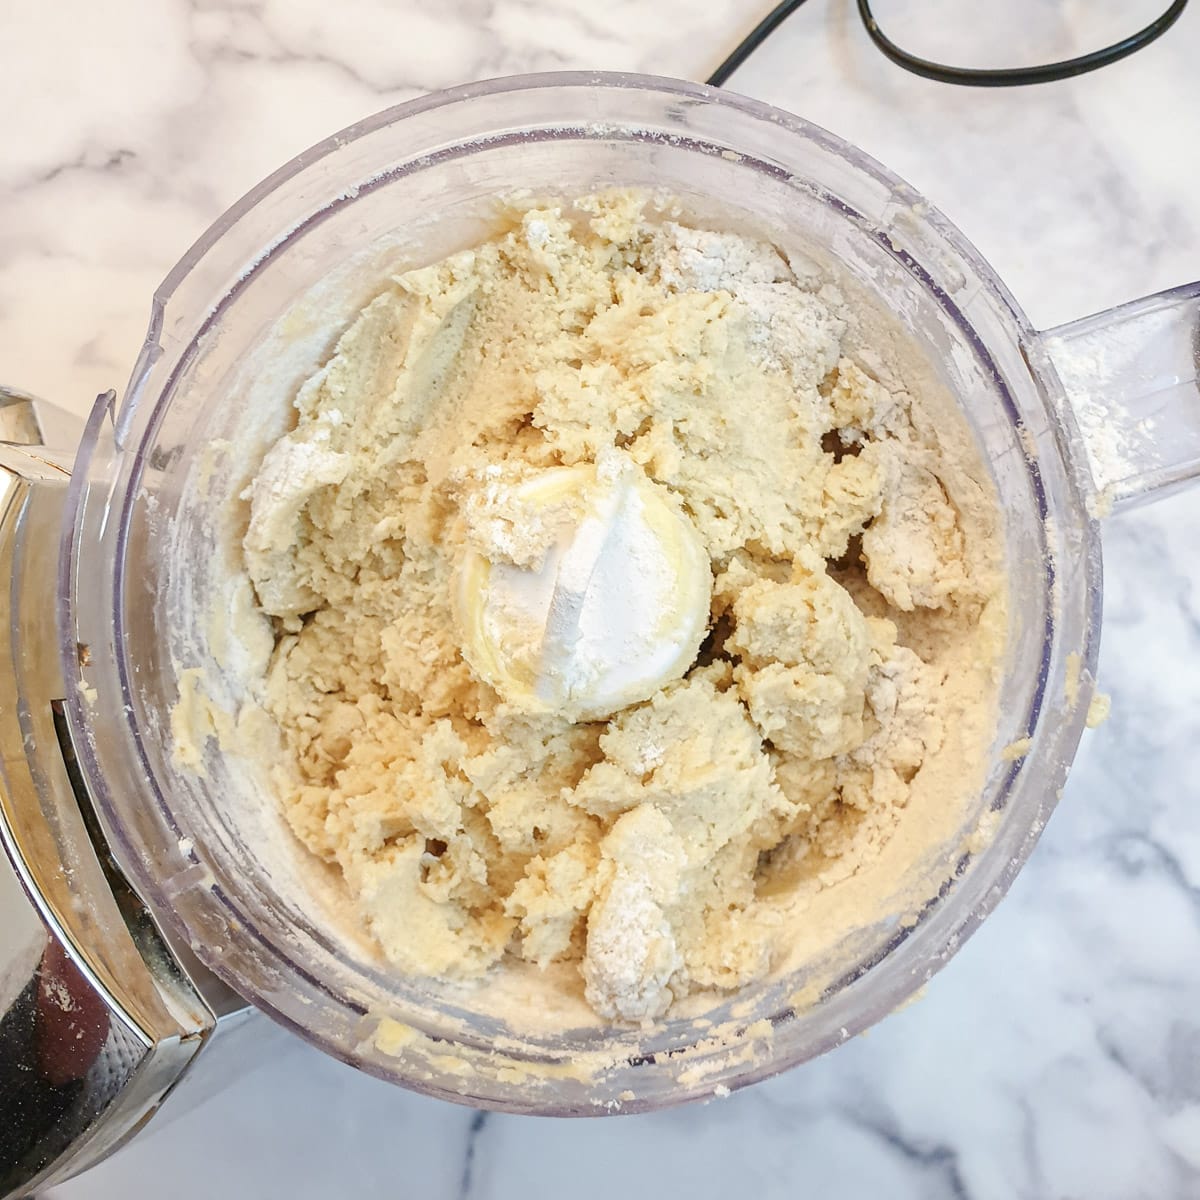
left=55, top=73, right=1200, bottom=1114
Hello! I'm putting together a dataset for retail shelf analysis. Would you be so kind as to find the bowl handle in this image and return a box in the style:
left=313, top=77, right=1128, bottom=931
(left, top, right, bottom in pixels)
left=1031, top=281, right=1200, bottom=516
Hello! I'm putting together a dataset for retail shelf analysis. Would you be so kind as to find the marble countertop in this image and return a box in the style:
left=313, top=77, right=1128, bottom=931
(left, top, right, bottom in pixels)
left=6, top=0, right=1200, bottom=1196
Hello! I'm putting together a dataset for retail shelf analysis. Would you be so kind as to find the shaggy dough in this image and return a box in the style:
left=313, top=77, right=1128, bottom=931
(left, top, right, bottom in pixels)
left=242, top=192, right=1002, bottom=1022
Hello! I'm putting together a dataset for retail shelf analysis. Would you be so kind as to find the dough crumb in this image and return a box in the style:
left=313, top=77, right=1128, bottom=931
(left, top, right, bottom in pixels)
left=1086, top=692, right=1112, bottom=728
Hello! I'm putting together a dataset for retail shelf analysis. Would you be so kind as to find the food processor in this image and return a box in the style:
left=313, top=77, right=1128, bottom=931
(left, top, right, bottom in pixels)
left=2, top=73, right=1198, bottom=1197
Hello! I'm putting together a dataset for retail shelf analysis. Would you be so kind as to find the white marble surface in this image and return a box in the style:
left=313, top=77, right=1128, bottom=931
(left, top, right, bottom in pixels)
left=6, top=0, right=1200, bottom=1196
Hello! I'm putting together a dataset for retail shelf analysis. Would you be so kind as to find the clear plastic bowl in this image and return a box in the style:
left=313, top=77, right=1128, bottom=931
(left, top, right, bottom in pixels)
left=59, top=73, right=1102, bottom=1113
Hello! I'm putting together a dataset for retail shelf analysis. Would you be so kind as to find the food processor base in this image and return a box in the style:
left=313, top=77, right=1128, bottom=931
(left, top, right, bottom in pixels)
left=0, top=386, right=254, bottom=1200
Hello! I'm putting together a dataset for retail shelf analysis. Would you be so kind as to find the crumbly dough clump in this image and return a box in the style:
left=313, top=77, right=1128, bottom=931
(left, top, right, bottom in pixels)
left=243, top=193, right=1000, bottom=1022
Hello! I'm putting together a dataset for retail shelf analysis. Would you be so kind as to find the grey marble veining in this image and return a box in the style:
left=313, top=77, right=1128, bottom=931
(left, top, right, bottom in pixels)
left=5, top=0, right=1200, bottom=1196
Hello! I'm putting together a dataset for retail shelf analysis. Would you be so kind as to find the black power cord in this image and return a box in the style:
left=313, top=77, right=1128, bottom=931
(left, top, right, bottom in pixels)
left=707, top=0, right=1190, bottom=88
